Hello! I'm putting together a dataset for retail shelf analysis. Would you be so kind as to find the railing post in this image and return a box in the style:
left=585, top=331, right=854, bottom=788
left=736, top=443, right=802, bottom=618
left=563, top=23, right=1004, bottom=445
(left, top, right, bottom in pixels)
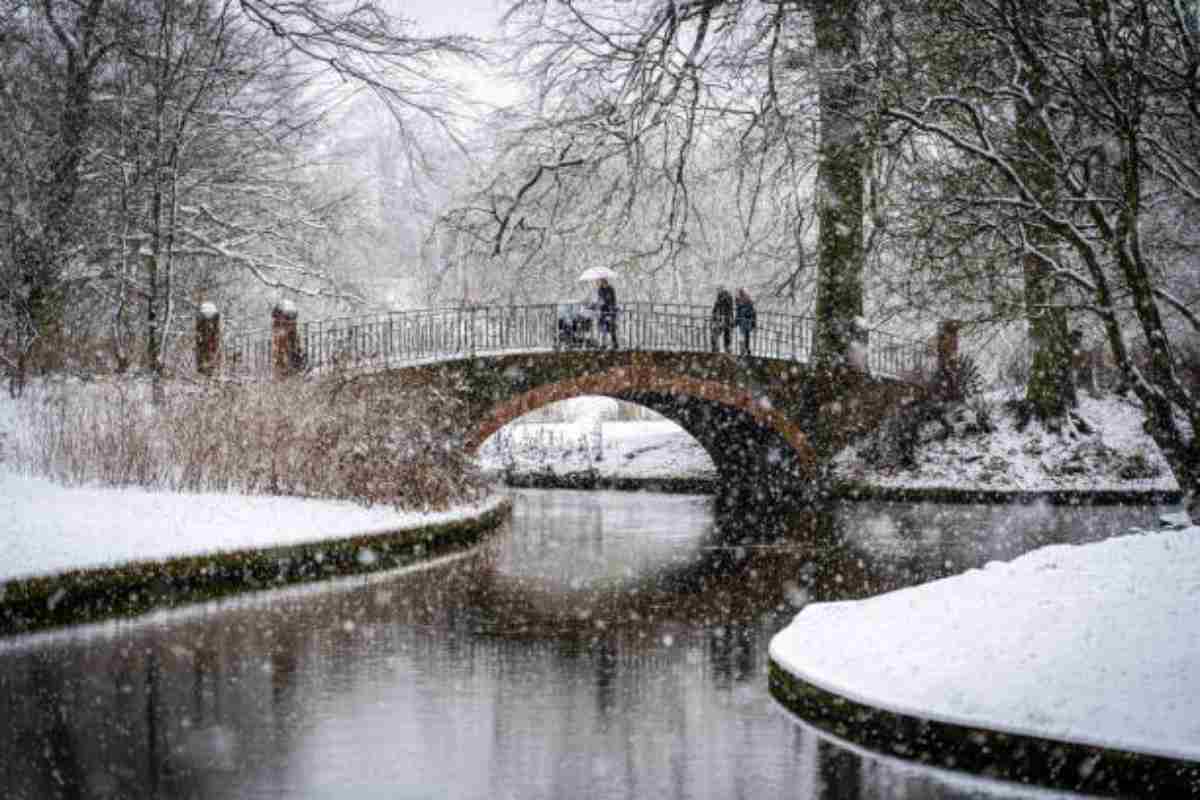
left=195, top=302, right=221, bottom=377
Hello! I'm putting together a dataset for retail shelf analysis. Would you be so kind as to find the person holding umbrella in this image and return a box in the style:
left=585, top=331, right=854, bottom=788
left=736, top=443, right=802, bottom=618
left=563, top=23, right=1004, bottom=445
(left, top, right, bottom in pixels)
left=576, top=266, right=620, bottom=350
left=596, top=277, right=619, bottom=349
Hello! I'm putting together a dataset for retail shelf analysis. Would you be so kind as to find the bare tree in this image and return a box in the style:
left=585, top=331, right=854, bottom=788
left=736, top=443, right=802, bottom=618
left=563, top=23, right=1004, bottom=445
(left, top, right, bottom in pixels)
left=0, top=0, right=118, bottom=394
left=434, top=0, right=877, bottom=338
left=0, top=0, right=483, bottom=394
left=237, top=0, right=481, bottom=171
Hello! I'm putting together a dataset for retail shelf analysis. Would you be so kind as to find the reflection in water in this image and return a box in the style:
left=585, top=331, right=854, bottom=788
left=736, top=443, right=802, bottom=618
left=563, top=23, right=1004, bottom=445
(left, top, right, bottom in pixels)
left=0, top=490, right=1157, bottom=799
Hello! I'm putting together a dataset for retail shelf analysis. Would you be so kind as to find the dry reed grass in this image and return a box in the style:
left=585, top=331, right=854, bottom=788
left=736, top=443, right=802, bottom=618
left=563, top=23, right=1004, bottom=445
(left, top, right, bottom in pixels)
left=7, top=376, right=487, bottom=511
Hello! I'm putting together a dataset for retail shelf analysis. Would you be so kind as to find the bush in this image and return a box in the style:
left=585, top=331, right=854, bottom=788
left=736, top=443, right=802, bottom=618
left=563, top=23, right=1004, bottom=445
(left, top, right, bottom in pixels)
left=967, top=395, right=995, bottom=434
left=8, top=377, right=487, bottom=511
left=933, top=354, right=983, bottom=402
left=858, top=398, right=949, bottom=470
left=1117, top=451, right=1162, bottom=481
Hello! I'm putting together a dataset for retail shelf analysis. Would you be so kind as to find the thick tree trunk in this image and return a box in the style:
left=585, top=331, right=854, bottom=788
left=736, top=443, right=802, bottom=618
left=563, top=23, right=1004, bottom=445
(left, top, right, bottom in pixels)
left=1023, top=252, right=1076, bottom=419
left=810, top=0, right=866, bottom=367
left=1015, top=31, right=1076, bottom=421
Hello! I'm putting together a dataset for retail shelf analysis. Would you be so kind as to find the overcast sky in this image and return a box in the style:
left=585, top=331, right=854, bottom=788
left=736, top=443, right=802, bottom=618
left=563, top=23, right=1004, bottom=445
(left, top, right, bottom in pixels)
left=400, top=0, right=507, bottom=37
left=393, top=0, right=523, bottom=108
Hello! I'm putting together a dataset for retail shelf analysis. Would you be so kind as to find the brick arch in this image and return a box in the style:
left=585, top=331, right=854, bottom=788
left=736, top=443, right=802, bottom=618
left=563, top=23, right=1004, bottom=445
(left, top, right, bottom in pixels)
left=464, top=364, right=816, bottom=469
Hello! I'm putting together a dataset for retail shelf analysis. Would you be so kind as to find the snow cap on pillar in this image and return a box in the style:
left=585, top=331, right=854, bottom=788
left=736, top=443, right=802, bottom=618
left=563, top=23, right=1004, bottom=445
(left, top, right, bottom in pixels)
left=274, top=298, right=297, bottom=319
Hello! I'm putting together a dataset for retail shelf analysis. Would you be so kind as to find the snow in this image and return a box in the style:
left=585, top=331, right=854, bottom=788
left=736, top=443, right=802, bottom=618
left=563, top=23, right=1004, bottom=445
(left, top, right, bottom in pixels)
left=0, top=471, right=506, bottom=583
left=833, top=392, right=1180, bottom=494
left=770, top=517, right=1200, bottom=761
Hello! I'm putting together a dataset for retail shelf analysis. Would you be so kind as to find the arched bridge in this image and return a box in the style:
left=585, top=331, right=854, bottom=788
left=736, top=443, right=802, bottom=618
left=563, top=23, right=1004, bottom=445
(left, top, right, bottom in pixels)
left=218, top=302, right=933, bottom=498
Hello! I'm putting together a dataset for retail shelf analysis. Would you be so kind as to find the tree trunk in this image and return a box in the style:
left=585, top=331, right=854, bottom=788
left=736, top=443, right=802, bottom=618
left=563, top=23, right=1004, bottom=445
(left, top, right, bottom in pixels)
left=1023, top=252, right=1077, bottom=419
left=810, top=0, right=866, bottom=367
left=1015, top=23, right=1075, bottom=421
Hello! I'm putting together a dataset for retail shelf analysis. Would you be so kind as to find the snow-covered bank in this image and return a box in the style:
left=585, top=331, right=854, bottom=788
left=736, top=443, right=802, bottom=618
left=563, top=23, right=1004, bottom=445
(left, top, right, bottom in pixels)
left=0, top=471, right=507, bottom=584
left=770, top=515, right=1200, bottom=763
left=833, top=393, right=1181, bottom=496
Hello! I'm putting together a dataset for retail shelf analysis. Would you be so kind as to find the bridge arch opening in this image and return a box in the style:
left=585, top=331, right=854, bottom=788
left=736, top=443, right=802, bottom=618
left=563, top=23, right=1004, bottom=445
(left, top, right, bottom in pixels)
left=465, top=366, right=819, bottom=482
left=475, top=395, right=716, bottom=482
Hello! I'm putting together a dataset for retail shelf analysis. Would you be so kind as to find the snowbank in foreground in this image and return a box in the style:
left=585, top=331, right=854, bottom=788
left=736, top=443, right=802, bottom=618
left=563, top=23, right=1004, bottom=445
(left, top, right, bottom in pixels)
left=0, top=470, right=506, bottom=583
left=770, top=519, right=1200, bottom=761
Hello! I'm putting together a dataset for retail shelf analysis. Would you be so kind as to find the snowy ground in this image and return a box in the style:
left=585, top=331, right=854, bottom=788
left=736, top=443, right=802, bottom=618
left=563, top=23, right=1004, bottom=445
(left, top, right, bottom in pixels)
left=832, top=391, right=1180, bottom=494
left=0, top=471, right=507, bottom=583
left=770, top=513, right=1200, bottom=762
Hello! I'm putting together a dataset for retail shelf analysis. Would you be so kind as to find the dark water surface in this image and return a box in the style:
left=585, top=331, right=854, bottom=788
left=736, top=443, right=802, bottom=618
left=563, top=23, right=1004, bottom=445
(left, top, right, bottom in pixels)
left=0, top=490, right=1163, bottom=799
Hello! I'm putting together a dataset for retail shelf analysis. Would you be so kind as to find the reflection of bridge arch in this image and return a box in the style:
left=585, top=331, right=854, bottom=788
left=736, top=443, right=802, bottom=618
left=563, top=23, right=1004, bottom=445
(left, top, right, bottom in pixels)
left=464, top=499, right=885, bottom=639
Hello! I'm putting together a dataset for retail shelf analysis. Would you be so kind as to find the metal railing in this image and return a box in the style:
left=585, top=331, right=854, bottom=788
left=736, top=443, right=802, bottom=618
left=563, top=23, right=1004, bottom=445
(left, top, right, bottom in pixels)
left=220, top=302, right=931, bottom=380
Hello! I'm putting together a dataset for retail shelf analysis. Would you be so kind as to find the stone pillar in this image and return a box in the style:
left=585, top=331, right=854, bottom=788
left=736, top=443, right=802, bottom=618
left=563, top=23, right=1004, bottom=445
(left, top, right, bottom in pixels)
left=195, top=302, right=221, bottom=377
left=271, top=300, right=299, bottom=379
left=849, top=317, right=870, bottom=371
left=936, top=319, right=960, bottom=377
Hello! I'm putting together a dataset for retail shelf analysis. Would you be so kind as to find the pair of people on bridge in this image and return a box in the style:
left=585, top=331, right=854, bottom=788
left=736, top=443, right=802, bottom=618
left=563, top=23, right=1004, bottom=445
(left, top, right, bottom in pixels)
left=712, top=287, right=756, bottom=356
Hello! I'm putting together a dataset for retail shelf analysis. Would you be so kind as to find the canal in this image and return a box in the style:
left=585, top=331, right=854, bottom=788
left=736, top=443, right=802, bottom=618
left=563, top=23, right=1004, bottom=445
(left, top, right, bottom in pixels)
left=0, top=489, right=1162, bottom=798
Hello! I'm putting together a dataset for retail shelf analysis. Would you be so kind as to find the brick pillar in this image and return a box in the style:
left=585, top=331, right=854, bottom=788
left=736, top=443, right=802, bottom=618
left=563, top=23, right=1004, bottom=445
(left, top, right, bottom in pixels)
left=195, top=302, right=221, bottom=377
left=936, top=319, right=960, bottom=376
left=271, top=300, right=299, bottom=379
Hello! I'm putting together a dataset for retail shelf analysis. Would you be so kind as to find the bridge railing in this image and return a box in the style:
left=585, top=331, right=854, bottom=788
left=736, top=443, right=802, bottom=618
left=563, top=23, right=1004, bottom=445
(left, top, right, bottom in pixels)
left=220, top=302, right=929, bottom=379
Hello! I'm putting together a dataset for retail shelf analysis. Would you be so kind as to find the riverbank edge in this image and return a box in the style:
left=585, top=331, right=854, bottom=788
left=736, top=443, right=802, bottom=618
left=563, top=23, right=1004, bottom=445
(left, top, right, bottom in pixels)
left=0, top=497, right=513, bottom=638
left=829, top=480, right=1183, bottom=506
left=767, top=661, right=1200, bottom=796
left=498, top=469, right=1182, bottom=506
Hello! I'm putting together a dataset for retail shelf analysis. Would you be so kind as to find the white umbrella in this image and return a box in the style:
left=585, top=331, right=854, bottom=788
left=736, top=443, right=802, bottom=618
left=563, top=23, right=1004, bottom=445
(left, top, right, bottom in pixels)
left=577, top=266, right=618, bottom=282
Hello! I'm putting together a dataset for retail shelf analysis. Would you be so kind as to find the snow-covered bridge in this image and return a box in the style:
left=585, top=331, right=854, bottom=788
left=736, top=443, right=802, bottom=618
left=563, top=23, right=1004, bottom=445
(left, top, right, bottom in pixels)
left=214, top=302, right=934, bottom=497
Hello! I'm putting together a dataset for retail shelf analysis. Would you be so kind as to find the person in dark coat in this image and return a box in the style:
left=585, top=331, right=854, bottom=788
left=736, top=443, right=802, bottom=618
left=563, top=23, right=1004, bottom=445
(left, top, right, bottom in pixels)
left=735, top=287, right=756, bottom=356
left=711, top=287, right=734, bottom=353
left=596, top=277, right=619, bottom=349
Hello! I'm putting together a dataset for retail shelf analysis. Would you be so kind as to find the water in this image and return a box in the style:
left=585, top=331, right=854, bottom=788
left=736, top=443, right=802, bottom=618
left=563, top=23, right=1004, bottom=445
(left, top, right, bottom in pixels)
left=0, top=490, right=1161, bottom=799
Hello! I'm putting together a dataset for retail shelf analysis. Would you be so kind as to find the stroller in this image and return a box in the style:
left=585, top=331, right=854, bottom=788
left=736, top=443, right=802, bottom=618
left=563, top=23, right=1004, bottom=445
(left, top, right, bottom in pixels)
left=555, top=302, right=597, bottom=349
